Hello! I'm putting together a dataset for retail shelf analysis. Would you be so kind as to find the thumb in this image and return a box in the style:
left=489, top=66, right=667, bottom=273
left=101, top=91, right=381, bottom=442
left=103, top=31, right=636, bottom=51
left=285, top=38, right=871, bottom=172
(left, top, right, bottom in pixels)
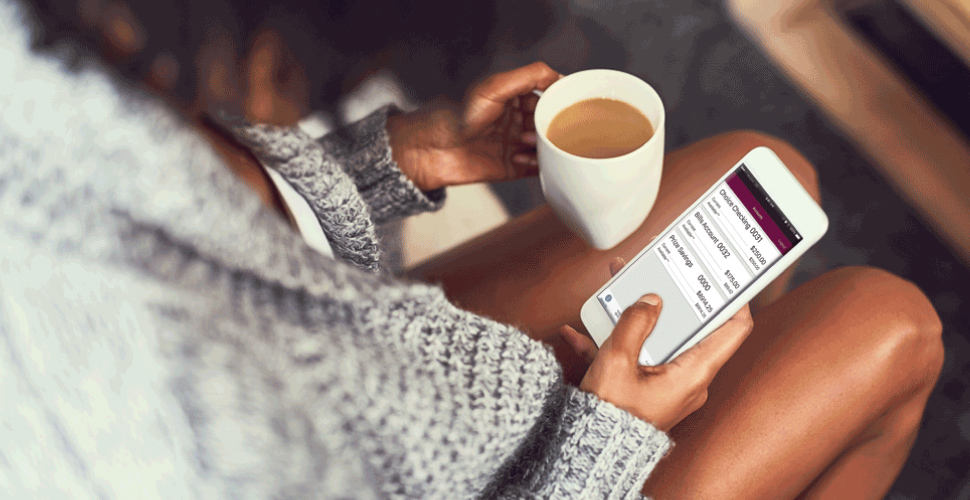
left=464, top=62, right=560, bottom=133
left=607, top=294, right=662, bottom=362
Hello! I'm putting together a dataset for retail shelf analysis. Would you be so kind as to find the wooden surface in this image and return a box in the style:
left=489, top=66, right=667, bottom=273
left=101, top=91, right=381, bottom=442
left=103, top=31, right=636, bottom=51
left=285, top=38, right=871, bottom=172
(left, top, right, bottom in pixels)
left=727, top=0, right=970, bottom=267
left=947, top=0, right=970, bottom=20
left=898, top=0, right=970, bottom=67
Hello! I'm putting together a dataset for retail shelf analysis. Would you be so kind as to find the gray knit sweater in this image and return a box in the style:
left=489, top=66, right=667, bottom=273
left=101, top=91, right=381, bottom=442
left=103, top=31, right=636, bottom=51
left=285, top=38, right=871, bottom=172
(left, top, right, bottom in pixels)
left=0, top=2, right=670, bottom=499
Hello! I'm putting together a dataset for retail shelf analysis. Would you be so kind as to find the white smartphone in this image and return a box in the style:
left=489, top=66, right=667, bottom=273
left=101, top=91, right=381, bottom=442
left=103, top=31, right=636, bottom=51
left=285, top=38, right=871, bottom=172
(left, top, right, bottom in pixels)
left=580, top=147, right=828, bottom=365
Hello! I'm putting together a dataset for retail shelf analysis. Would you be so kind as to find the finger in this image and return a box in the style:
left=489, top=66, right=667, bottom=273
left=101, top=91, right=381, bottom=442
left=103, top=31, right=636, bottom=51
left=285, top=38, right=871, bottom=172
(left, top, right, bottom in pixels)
left=519, top=92, right=542, bottom=134
left=674, top=304, right=753, bottom=381
left=512, top=153, right=538, bottom=169
left=520, top=131, right=537, bottom=146
left=560, top=325, right=599, bottom=367
left=465, top=62, right=560, bottom=133
left=511, top=103, right=525, bottom=129
left=607, top=294, right=662, bottom=362
left=548, top=325, right=599, bottom=386
left=520, top=92, right=540, bottom=114
left=609, top=257, right=626, bottom=277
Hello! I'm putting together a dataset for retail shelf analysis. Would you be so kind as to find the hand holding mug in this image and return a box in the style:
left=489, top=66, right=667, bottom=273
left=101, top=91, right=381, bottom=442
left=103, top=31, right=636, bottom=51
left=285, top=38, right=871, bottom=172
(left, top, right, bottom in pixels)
left=386, top=62, right=561, bottom=191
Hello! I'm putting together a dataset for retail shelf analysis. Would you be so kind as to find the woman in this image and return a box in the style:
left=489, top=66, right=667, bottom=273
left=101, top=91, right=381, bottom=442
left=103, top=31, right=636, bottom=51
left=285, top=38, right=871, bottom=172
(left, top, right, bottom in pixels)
left=0, top=0, right=942, bottom=499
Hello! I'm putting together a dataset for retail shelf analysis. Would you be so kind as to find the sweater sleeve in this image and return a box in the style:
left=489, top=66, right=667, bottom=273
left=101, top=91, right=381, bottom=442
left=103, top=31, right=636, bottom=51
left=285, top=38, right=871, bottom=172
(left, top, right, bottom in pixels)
left=496, top=387, right=671, bottom=500
left=317, top=106, right=445, bottom=224
left=219, top=107, right=444, bottom=227
left=329, top=280, right=672, bottom=500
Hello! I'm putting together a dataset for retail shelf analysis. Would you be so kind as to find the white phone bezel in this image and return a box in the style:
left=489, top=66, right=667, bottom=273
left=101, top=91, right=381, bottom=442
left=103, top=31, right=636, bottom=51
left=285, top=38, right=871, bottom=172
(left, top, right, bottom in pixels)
left=580, top=146, right=829, bottom=365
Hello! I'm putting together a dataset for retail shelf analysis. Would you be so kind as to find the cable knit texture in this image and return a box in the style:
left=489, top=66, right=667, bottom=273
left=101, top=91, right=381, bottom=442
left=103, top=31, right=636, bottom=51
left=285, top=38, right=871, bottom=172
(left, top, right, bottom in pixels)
left=216, top=108, right=443, bottom=272
left=0, top=1, right=670, bottom=499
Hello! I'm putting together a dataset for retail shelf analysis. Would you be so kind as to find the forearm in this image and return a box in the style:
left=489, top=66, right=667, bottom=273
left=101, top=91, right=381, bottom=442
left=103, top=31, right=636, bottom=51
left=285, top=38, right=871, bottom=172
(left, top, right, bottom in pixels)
left=329, top=278, right=671, bottom=499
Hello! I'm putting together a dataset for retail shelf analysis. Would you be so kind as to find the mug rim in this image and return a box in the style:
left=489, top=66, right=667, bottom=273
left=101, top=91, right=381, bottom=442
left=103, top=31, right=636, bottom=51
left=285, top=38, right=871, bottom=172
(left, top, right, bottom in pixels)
left=534, top=69, right=666, bottom=163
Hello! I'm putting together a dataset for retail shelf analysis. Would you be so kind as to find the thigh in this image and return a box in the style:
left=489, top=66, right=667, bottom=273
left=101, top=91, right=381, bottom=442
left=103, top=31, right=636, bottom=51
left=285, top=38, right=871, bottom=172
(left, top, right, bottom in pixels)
left=408, top=131, right=819, bottom=340
left=643, top=266, right=943, bottom=500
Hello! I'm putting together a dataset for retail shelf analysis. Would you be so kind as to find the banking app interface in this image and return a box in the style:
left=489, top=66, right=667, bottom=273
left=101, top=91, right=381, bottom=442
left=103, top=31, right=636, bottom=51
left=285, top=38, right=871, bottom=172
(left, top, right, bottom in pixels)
left=597, top=164, right=802, bottom=362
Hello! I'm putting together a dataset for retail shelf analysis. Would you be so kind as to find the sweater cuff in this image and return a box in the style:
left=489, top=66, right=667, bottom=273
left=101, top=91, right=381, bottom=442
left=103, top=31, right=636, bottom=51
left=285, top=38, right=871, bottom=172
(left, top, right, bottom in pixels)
left=359, top=167, right=445, bottom=225
left=548, top=388, right=672, bottom=500
left=318, top=106, right=445, bottom=224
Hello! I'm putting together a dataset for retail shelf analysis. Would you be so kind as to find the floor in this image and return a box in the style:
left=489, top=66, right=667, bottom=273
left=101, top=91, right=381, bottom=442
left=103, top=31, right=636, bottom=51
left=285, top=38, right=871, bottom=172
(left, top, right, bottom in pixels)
left=481, top=0, right=970, bottom=498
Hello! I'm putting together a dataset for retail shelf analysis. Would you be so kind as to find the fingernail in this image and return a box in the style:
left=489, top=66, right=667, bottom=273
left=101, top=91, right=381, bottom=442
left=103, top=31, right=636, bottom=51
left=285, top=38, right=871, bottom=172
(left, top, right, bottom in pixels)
left=638, top=294, right=661, bottom=306
left=561, top=328, right=585, bottom=352
left=521, top=131, right=537, bottom=145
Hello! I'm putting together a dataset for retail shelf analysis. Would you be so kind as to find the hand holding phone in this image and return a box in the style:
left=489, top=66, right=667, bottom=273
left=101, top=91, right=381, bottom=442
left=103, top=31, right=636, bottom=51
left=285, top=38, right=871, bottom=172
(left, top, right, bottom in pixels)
left=561, top=264, right=754, bottom=431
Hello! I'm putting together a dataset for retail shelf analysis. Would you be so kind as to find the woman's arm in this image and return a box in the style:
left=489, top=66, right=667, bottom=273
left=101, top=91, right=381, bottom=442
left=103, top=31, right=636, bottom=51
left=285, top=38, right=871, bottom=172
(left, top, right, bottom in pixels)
left=334, top=278, right=672, bottom=500
left=224, top=62, right=559, bottom=226
left=320, top=62, right=562, bottom=223
left=222, top=109, right=444, bottom=227
left=323, top=62, right=562, bottom=223
left=316, top=106, right=446, bottom=224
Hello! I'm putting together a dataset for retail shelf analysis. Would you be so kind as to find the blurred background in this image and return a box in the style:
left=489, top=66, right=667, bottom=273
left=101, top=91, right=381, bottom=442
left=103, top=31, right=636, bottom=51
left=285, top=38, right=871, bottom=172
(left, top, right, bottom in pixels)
left=315, top=0, right=970, bottom=498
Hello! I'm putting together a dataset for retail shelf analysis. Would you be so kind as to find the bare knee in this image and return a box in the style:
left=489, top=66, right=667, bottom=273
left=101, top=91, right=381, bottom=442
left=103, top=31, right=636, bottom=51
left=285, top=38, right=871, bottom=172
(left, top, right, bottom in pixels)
left=711, top=130, right=821, bottom=203
left=822, top=266, right=944, bottom=392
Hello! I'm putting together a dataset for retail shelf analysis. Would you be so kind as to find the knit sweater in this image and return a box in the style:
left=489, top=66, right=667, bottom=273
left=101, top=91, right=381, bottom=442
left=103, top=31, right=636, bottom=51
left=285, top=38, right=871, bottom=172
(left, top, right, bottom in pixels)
left=0, top=1, right=671, bottom=499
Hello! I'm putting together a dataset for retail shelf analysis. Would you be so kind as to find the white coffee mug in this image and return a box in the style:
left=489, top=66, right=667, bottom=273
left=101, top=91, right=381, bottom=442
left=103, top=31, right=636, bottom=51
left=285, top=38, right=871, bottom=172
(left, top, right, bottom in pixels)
left=534, top=69, right=665, bottom=249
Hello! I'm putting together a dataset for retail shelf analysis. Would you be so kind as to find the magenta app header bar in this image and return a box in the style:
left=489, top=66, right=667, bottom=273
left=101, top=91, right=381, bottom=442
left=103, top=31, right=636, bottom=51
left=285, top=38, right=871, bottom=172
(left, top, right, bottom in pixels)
left=726, top=174, right=793, bottom=254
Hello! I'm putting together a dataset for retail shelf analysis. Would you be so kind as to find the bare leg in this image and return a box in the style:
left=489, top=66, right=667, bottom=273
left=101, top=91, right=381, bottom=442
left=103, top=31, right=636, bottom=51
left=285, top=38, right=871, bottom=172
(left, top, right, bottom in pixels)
left=408, top=131, right=819, bottom=340
left=642, top=267, right=943, bottom=499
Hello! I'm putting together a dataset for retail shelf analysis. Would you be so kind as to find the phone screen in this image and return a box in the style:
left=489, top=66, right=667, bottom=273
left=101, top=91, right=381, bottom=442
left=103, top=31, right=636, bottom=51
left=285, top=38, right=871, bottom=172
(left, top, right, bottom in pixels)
left=597, top=164, right=803, bottom=362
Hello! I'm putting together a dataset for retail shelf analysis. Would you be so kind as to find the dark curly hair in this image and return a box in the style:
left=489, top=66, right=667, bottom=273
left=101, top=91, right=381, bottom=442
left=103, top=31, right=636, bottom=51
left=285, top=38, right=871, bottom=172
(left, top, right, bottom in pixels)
left=16, top=0, right=548, bottom=112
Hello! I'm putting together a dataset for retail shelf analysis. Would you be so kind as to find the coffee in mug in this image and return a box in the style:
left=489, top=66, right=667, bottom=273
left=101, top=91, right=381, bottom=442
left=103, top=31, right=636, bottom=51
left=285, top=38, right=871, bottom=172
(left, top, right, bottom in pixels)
left=534, top=69, right=665, bottom=250
left=546, top=98, right=654, bottom=159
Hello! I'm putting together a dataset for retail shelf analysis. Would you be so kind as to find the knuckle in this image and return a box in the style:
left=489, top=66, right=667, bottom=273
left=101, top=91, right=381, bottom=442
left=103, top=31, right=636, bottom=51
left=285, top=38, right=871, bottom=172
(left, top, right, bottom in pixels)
left=681, top=386, right=707, bottom=411
left=600, top=347, right=627, bottom=365
left=695, top=389, right=709, bottom=407
left=690, top=395, right=707, bottom=413
left=530, top=61, right=552, bottom=72
left=692, top=367, right=713, bottom=390
left=739, top=315, right=754, bottom=334
left=479, top=75, right=499, bottom=91
left=731, top=306, right=754, bottom=331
